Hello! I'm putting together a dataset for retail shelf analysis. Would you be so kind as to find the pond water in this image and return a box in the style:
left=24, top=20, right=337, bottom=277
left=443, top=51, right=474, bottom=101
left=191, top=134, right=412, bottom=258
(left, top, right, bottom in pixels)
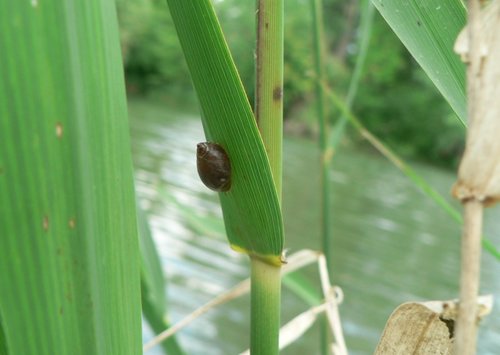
left=130, top=98, right=500, bottom=355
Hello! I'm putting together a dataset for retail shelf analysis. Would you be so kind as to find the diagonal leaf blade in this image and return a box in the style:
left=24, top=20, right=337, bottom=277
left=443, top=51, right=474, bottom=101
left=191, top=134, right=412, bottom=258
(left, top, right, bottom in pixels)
left=138, top=206, right=184, bottom=354
left=372, top=0, right=467, bottom=123
left=165, top=1, right=284, bottom=263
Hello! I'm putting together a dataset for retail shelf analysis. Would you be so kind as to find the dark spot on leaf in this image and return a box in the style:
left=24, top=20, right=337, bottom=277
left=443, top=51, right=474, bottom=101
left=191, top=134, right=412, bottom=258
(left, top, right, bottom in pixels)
left=265, top=22, right=269, bottom=29
left=273, top=87, right=283, bottom=101
left=417, top=20, right=422, bottom=26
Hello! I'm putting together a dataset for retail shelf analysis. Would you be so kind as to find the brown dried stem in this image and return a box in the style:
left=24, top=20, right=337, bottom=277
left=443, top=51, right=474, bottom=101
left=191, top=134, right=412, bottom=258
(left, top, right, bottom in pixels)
left=454, top=0, right=484, bottom=353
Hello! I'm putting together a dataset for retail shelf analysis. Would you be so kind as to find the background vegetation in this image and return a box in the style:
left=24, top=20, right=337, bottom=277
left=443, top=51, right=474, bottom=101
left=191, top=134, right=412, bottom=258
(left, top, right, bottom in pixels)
left=117, top=0, right=464, bottom=169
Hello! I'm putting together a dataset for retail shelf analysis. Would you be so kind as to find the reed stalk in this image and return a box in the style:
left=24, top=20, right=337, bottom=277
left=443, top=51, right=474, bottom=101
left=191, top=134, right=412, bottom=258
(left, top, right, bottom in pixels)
left=256, top=0, right=284, bottom=199
left=311, top=0, right=332, bottom=275
left=454, top=0, right=484, bottom=352
left=250, top=258, right=281, bottom=355
left=455, top=200, right=483, bottom=354
left=251, top=0, right=284, bottom=354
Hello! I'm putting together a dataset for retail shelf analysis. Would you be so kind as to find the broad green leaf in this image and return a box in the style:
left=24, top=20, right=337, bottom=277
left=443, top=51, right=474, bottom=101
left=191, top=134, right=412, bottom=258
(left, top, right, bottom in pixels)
left=165, top=1, right=284, bottom=263
left=371, top=0, right=467, bottom=123
left=0, top=1, right=141, bottom=354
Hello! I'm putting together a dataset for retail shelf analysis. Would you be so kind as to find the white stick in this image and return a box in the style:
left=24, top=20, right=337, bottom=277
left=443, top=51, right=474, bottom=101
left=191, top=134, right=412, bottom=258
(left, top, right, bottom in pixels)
left=318, top=254, right=348, bottom=355
left=454, top=200, right=483, bottom=355
left=454, top=0, right=485, bottom=353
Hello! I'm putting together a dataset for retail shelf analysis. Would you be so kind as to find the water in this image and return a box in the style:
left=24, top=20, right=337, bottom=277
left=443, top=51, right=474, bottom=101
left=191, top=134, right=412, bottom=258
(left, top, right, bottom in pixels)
left=130, top=98, right=500, bottom=354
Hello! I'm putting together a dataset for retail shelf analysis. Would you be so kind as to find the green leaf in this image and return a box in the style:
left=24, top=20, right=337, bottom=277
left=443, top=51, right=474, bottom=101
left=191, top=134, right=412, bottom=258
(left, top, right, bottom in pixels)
left=283, top=272, right=322, bottom=307
left=372, top=0, right=467, bottom=123
left=138, top=207, right=184, bottom=355
left=0, top=315, right=6, bottom=355
left=165, top=1, right=284, bottom=263
left=0, top=1, right=141, bottom=354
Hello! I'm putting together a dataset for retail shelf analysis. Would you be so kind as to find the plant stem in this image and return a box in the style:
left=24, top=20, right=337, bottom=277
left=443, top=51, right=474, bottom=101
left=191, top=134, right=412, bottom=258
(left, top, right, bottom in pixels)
left=329, top=0, right=374, bottom=150
left=325, top=84, right=500, bottom=260
left=253, top=1, right=284, bottom=353
left=250, top=257, right=281, bottom=355
left=311, top=0, right=332, bottom=275
left=455, top=1, right=483, bottom=353
left=255, top=0, right=284, bottom=200
left=455, top=200, right=483, bottom=355
left=310, top=1, right=331, bottom=353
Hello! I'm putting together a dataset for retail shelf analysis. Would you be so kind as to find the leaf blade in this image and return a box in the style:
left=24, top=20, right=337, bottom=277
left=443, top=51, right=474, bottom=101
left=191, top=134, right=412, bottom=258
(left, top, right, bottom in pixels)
left=372, top=0, right=467, bottom=123
left=166, top=0, right=284, bottom=261
left=0, top=1, right=141, bottom=354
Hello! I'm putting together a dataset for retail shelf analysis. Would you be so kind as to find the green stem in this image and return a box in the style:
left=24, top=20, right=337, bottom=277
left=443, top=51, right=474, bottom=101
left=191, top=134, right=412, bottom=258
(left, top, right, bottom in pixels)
left=329, top=0, right=375, bottom=149
left=250, top=257, right=281, bottom=355
left=311, top=0, right=331, bottom=274
left=325, top=85, right=500, bottom=260
left=310, top=2, right=331, bottom=353
left=252, top=1, right=284, bottom=353
left=255, top=0, right=284, bottom=200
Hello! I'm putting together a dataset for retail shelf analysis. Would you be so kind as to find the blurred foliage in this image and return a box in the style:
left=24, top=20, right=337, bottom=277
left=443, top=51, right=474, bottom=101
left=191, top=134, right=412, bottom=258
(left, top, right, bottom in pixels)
left=353, top=13, right=464, bottom=169
left=116, top=0, right=463, bottom=168
left=117, top=0, right=191, bottom=94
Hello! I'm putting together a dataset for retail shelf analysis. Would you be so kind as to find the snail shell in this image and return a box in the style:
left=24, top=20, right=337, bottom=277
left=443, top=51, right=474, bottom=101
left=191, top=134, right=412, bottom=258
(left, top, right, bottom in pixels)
left=196, top=142, right=232, bottom=192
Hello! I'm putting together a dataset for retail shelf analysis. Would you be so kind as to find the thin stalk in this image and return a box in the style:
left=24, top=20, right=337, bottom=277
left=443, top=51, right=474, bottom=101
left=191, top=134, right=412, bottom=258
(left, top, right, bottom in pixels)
left=330, top=0, right=375, bottom=149
left=311, top=0, right=375, bottom=270
left=255, top=0, right=284, bottom=199
left=324, top=84, right=500, bottom=260
left=455, top=200, right=483, bottom=355
left=454, top=0, right=483, bottom=353
left=310, top=1, right=331, bottom=353
left=250, top=258, right=281, bottom=355
left=310, top=0, right=331, bottom=274
left=253, top=1, right=284, bottom=354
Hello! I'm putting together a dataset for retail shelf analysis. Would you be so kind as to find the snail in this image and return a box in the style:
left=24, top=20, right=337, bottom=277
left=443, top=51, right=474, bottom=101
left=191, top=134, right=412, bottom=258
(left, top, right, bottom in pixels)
left=196, top=142, right=232, bottom=192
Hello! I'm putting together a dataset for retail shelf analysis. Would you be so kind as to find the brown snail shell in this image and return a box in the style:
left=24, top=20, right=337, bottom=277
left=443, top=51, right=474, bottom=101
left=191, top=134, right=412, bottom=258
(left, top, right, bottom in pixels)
left=196, top=142, right=231, bottom=192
